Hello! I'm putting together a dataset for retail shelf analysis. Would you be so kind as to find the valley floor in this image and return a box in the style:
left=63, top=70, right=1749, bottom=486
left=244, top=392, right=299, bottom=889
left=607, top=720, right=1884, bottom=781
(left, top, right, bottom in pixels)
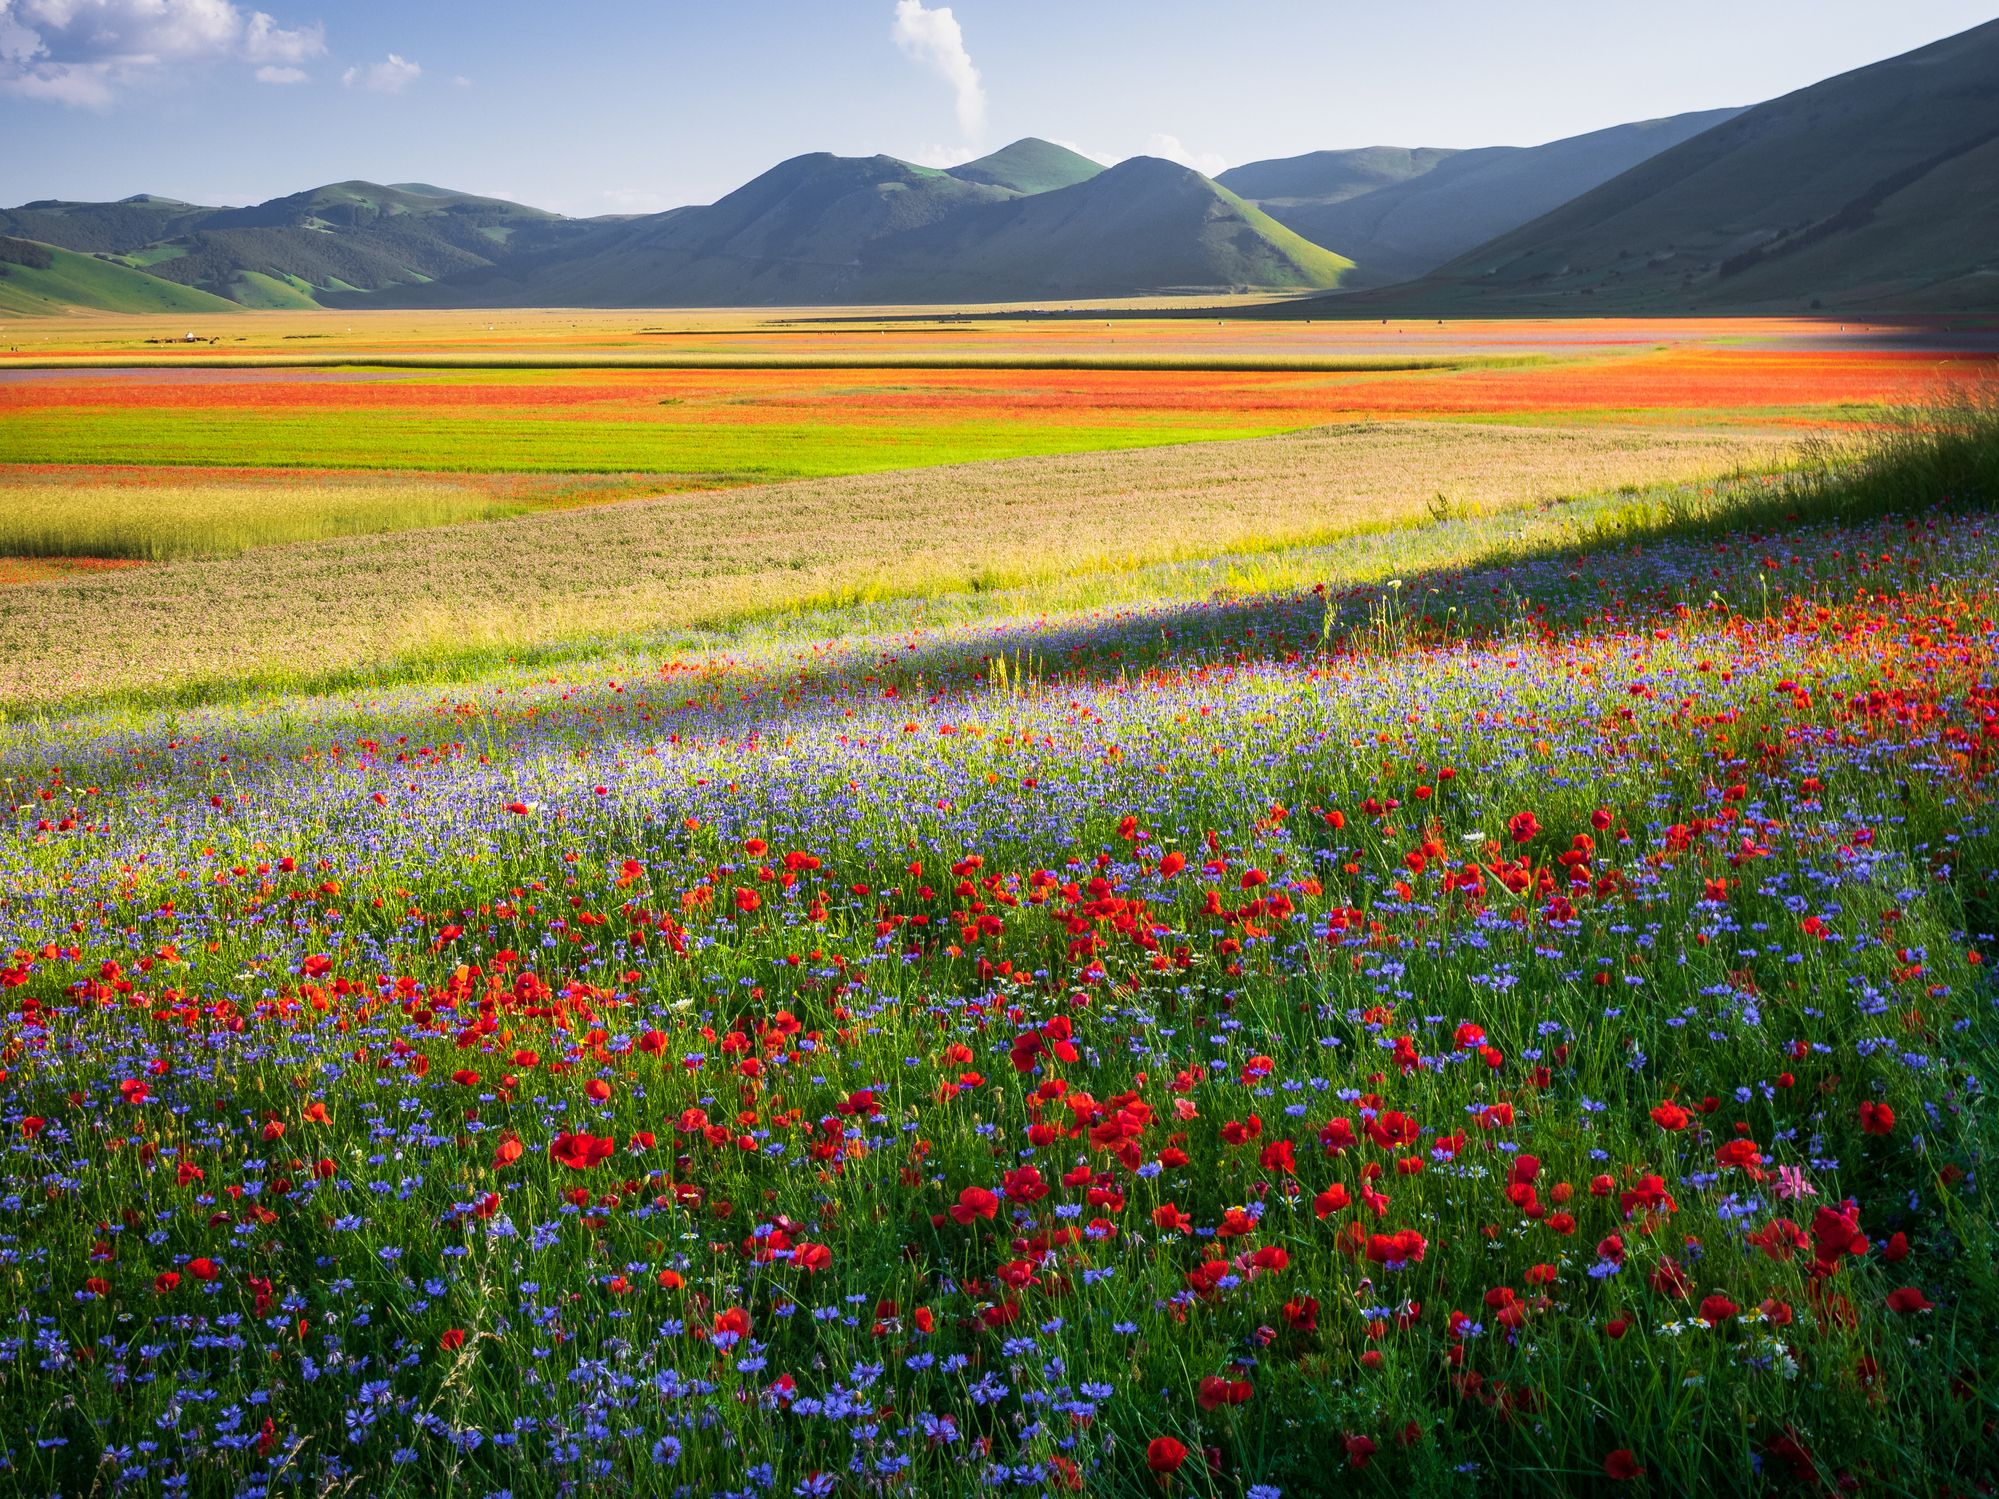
left=0, top=309, right=1993, bottom=1497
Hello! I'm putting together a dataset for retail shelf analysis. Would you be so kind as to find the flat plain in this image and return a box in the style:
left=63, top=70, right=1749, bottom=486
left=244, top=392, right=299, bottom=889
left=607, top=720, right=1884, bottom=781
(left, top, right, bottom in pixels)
left=0, top=304, right=1996, bottom=1499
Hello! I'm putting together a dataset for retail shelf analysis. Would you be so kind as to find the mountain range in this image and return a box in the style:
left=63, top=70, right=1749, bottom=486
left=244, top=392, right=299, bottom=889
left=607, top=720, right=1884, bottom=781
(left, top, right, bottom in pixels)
left=2, top=18, right=1994, bottom=316
left=1216, top=109, right=1744, bottom=285
left=1343, top=16, right=1999, bottom=314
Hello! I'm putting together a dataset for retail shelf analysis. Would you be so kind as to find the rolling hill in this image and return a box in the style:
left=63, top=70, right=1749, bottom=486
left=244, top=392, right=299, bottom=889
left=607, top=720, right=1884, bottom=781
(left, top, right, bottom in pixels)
left=1216, top=146, right=1458, bottom=212
left=0, top=182, right=600, bottom=308
left=1380, top=18, right=1999, bottom=312
left=0, top=234, right=238, bottom=316
left=1220, top=110, right=1741, bottom=284
left=352, top=148, right=1355, bottom=307
left=945, top=138, right=1104, bottom=194
left=865, top=156, right=1352, bottom=300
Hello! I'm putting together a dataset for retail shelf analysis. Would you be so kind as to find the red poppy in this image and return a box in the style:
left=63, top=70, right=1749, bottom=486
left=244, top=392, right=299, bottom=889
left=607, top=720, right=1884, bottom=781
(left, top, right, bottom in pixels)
left=549, top=1132, right=616, bottom=1170
left=1886, top=1286, right=1934, bottom=1314
left=1649, top=1101, right=1690, bottom=1131
left=1197, top=1376, right=1252, bottom=1410
left=1858, top=1101, right=1895, bottom=1135
left=1698, top=1294, right=1738, bottom=1324
left=949, top=1186, right=1000, bottom=1224
left=1604, top=1449, right=1644, bottom=1481
left=439, top=1328, right=466, bottom=1352
left=1314, top=1184, right=1351, bottom=1218
left=1507, top=811, right=1541, bottom=844
left=1145, top=1437, right=1187, bottom=1477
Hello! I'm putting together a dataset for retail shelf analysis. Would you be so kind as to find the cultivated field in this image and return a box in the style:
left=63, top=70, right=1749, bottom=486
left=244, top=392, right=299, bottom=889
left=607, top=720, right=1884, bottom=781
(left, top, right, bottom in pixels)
left=0, top=421, right=1787, bottom=707
left=0, top=308, right=1994, bottom=1498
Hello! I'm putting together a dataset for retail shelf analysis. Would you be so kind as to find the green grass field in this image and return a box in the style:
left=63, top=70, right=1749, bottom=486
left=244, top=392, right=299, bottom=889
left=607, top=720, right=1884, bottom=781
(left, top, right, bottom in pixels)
left=0, top=242, right=238, bottom=317
left=0, top=409, right=1300, bottom=474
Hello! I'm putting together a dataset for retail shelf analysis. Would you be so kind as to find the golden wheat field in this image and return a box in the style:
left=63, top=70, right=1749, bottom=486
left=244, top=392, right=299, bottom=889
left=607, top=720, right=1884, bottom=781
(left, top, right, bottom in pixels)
left=0, top=420, right=1784, bottom=708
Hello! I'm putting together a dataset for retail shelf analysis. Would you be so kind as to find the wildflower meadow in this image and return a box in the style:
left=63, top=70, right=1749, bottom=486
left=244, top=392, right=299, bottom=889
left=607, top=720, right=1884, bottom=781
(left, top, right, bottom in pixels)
left=2, top=405, right=1995, bottom=1497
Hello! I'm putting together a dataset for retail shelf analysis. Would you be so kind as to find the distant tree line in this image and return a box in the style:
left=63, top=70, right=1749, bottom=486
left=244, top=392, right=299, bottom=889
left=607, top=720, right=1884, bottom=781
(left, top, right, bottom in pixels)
left=0, top=234, right=55, bottom=273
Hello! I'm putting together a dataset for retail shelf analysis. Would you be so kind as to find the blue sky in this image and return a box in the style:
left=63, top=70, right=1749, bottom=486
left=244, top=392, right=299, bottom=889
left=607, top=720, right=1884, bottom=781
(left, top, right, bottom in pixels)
left=1, top=0, right=1992, bottom=214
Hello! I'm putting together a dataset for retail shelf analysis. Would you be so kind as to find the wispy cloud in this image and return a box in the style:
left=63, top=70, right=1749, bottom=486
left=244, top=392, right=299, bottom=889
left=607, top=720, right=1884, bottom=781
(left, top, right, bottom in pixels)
left=342, top=52, right=419, bottom=94
left=1052, top=138, right=1118, bottom=167
left=254, top=63, right=306, bottom=84
left=0, top=0, right=324, bottom=106
left=1144, top=133, right=1228, bottom=177
left=890, top=0, right=984, bottom=136
left=905, top=142, right=979, bottom=169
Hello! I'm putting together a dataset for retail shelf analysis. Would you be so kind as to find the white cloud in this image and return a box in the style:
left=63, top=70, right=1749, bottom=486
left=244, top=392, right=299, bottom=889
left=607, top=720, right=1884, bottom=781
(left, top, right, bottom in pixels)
left=906, top=142, right=978, bottom=169
left=1052, top=138, right=1118, bottom=167
left=1143, top=133, right=1228, bottom=177
left=0, top=0, right=324, bottom=105
left=890, top=0, right=983, bottom=136
left=253, top=62, right=304, bottom=83
left=242, top=10, right=320, bottom=64
left=342, top=51, right=418, bottom=93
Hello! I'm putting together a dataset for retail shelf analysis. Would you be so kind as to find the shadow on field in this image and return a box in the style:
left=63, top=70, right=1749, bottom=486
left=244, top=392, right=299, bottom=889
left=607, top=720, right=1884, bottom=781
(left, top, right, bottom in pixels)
left=7, top=392, right=1996, bottom=799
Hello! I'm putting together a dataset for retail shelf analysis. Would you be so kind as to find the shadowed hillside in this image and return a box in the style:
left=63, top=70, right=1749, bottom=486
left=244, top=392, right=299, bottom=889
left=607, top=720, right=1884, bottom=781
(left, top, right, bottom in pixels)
left=1376, top=18, right=1999, bottom=311
left=1221, top=110, right=1740, bottom=283
left=350, top=151, right=1355, bottom=306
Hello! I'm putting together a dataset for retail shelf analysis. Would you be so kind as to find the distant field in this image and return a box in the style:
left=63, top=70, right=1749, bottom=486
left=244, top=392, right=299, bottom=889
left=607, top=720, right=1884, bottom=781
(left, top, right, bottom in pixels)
left=0, top=468, right=713, bottom=559
left=8, top=305, right=1995, bottom=362
left=0, top=311, right=1991, bottom=675
left=0, top=421, right=1782, bottom=709
left=0, top=349, right=1987, bottom=559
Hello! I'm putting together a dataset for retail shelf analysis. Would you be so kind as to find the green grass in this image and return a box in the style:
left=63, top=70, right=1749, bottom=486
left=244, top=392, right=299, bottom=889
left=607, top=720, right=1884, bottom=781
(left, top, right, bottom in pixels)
left=0, top=410, right=1311, bottom=475
left=0, top=242, right=239, bottom=316
left=228, top=269, right=322, bottom=309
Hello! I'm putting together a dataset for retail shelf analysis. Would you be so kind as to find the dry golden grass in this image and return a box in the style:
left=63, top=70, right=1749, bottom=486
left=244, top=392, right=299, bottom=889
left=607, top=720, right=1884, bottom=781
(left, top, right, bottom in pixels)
left=0, top=420, right=1783, bottom=710
left=0, top=469, right=726, bottom=559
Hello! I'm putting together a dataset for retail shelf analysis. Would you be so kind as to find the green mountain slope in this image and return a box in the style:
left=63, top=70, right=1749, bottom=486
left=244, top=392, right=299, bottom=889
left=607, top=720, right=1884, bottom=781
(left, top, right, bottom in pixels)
left=945, top=138, right=1104, bottom=194
left=1397, top=19, right=1999, bottom=311
left=0, top=182, right=601, bottom=307
left=1224, top=110, right=1741, bottom=283
left=146, top=181, right=594, bottom=300
left=1216, top=146, right=1457, bottom=209
left=355, top=151, right=1352, bottom=308
left=0, top=195, right=213, bottom=255
left=870, top=156, right=1353, bottom=299
left=0, top=235, right=237, bottom=315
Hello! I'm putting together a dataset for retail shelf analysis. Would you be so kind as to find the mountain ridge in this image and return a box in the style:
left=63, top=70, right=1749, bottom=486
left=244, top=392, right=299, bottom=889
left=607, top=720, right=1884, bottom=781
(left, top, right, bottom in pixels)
left=1220, top=109, right=1744, bottom=284
left=1337, top=18, right=1999, bottom=312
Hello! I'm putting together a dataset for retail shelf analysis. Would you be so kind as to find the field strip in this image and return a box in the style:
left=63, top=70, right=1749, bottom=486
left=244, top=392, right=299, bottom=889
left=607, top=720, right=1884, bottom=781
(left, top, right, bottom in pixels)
left=0, top=352, right=1552, bottom=373
left=0, top=419, right=1785, bottom=713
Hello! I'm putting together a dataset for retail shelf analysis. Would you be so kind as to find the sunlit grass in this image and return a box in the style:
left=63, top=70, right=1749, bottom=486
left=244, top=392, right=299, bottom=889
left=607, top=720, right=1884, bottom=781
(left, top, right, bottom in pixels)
left=0, top=469, right=726, bottom=559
